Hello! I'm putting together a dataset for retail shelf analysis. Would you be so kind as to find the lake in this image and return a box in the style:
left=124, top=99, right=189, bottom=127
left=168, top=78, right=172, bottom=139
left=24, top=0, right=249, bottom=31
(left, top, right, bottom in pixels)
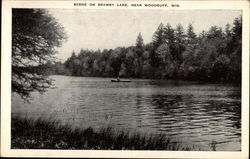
left=12, top=75, right=241, bottom=151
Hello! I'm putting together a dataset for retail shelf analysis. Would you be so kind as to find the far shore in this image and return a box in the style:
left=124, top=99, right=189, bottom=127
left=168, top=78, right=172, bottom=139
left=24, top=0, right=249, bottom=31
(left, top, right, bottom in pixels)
left=48, top=74, right=242, bottom=86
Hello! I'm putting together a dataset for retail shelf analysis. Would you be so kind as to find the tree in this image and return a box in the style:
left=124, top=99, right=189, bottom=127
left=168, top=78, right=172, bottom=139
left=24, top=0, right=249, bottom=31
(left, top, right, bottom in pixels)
left=65, top=51, right=79, bottom=75
left=152, top=23, right=165, bottom=49
left=12, top=9, right=67, bottom=100
left=213, top=55, right=230, bottom=81
left=110, top=48, right=123, bottom=77
left=151, top=23, right=166, bottom=69
left=225, top=24, right=232, bottom=37
left=174, top=24, right=186, bottom=63
left=227, top=16, right=242, bottom=82
left=175, top=24, right=185, bottom=43
left=163, top=23, right=175, bottom=59
left=163, top=23, right=175, bottom=44
left=186, top=24, right=196, bottom=44
left=124, top=48, right=136, bottom=77
left=135, top=32, right=144, bottom=48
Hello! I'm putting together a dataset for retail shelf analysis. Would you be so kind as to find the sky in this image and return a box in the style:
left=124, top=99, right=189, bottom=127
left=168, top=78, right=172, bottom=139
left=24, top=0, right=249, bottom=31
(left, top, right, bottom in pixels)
left=48, top=9, right=242, bottom=61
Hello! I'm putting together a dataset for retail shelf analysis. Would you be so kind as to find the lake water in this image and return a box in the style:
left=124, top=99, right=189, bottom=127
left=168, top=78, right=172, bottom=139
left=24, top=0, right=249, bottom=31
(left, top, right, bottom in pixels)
left=12, top=75, right=241, bottom=151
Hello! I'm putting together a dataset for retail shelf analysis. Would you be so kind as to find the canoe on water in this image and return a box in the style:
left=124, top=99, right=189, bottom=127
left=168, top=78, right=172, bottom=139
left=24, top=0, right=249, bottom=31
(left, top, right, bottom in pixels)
left=111, top=79, right=131, bottom=82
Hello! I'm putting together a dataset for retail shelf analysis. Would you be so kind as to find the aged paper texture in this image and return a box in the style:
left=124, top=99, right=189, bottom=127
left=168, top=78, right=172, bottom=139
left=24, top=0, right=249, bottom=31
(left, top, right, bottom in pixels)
left=1, top=0, right=249, bottom=158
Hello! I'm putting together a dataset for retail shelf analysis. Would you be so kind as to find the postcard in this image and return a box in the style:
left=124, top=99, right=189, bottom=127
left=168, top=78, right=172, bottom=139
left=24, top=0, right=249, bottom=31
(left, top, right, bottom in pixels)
left=1, top=0, right=249, bottom=158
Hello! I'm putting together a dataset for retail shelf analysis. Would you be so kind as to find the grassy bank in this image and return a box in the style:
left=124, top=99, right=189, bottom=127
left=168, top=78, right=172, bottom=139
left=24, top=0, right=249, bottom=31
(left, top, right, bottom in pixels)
left=11, top=117, right=195, bottom=150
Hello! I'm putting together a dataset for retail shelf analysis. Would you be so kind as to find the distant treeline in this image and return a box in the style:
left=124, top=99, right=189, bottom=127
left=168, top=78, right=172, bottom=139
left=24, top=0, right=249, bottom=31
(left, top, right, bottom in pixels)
left=48, top=16, right=242, bottom=83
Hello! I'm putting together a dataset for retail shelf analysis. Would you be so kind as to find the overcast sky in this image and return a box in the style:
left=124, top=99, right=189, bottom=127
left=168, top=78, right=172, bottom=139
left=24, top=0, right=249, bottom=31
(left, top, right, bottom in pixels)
left=48, top=9, right=241, bottom=61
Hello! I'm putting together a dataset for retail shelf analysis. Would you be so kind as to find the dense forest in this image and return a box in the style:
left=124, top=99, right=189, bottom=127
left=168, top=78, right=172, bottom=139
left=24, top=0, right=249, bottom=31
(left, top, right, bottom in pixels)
left=48, top=16, right=242, bottom=83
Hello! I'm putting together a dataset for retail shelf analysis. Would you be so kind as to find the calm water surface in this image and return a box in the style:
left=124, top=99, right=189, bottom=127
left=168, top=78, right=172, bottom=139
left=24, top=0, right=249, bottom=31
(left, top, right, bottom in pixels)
left=12, top=75, right=241, bottom=151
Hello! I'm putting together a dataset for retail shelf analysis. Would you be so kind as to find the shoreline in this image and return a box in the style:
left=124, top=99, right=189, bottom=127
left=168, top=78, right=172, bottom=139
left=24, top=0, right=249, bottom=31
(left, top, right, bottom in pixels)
left=48, top=74, right=241, bottom=86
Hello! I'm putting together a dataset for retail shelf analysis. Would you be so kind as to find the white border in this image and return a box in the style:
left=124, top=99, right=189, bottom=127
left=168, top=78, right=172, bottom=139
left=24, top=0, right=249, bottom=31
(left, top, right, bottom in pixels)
left=1, top=0, right=249, bottom=158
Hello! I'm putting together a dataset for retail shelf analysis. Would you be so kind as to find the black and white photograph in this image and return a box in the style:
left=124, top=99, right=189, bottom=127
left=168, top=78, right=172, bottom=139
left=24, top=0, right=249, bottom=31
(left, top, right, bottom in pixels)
left=1, top=0, right=249, bottom=158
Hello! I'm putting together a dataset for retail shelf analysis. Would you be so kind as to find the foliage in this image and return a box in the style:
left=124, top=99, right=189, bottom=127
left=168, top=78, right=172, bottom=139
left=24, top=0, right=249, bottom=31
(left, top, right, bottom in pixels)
left=12, top=9, right=67, bottom=100
left=136, top=32, right=144, bottom=48
left=50, top=16, right=242, bottom=83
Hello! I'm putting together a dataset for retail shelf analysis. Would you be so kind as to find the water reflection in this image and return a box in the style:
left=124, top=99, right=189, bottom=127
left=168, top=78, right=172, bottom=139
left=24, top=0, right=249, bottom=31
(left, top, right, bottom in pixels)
left=133, top=93, right=241, bottom=150
left=12, top=76, right=241, bottom=151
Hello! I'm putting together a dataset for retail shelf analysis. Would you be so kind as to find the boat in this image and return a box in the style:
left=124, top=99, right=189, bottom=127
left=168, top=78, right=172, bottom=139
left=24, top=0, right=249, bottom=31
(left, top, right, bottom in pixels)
left=111, top=79, right=131, bottom=82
